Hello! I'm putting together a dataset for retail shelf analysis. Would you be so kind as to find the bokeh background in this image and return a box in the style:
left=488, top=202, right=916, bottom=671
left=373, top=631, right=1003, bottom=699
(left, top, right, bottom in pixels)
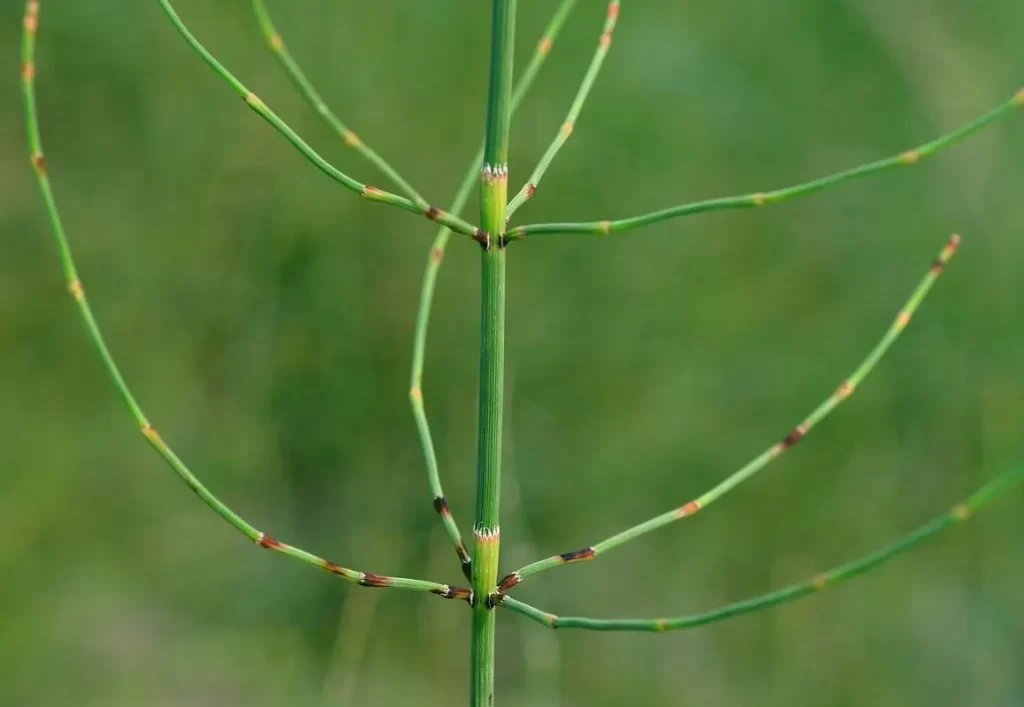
left=2, top=1, right=1023, bottom=705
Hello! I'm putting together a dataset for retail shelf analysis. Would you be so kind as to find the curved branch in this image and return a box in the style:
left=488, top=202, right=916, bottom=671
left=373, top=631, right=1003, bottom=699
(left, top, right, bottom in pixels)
left=499, top=467, right=1023, bottom=631
left=251, top=0, right=426, bottom=205
left=411, top=0, right=579, bottom=580
left=498, top=234, right=961, bottom=593
left=155, top=0, right=486, bottom=242
left=22, top=0, right=470, bottom=604
left=505, top=90, right=1024, bottom=239
left=506, top=1, right=620, bottom=218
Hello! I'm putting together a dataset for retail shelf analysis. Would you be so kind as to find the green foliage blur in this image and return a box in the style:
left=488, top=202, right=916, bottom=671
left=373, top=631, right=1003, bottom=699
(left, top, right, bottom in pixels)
left=3, top=1, right=1023, bottom=705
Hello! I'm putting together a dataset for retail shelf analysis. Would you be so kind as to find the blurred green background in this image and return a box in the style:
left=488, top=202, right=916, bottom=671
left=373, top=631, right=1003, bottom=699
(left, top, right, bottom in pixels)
left=2, top=1, right=1023, bottom=705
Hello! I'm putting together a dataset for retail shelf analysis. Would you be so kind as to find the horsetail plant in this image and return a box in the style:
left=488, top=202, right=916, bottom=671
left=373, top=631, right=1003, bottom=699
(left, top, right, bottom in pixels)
left=21, top=0, right=1024, bottom=704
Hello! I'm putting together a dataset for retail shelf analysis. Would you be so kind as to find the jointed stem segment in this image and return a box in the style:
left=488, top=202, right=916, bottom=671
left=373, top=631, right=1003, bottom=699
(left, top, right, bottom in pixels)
left=507, top=1, right=620, bottom=218
left=409, top=0, right=578, bottom=581
left=251, top=0, right=427, bottom=207
left=155, top=0, right=484, bottom=240
left=23, top=0, right=468, bottom=606
left=504, top=92, right=1024, bottom=239
left=499, top=466, right=1024, bottom=631
left=498, top=234, right=962, bottom=593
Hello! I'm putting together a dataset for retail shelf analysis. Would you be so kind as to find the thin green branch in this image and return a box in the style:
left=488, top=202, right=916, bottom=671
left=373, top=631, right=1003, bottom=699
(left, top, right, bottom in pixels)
left=410, top=0, right=578, bottom=582
left=499, top=466, right=1024, bottom=631
left=155, top=0, right=486, bottom=242
left=251, top=0, right=426, bottom=206
left=498, top=234, right=962, bottom=593
left=506, top=1, right=620, bottom=218
left=505, top=90, right=1024, bottom=239
left=22, top=0, right=470, bottom=604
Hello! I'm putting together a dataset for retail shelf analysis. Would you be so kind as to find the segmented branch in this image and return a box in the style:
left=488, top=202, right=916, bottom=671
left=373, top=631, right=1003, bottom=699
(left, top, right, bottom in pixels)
left=506, top=1, right=620, bottom=218
left=498, top=466, right=1024, bottom=631
left=251, top=0, right=427, bottom=207
left=410, top=0, right=578, bottom=580
left=504, top=90, right=1024, bottom=239
left=498, top=234, right=961, bottom=593
left=22, top=0, right=469, bottom=605
left=155, top=0, right=485, bottom=241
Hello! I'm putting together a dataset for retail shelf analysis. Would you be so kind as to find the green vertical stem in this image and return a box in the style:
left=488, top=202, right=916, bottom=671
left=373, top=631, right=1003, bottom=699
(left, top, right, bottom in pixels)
left=472, top=2, right=516, bottom=705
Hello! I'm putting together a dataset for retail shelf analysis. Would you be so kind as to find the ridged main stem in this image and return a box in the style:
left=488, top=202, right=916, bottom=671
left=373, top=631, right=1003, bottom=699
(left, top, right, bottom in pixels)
left=472, top=2, right=515, bottom=705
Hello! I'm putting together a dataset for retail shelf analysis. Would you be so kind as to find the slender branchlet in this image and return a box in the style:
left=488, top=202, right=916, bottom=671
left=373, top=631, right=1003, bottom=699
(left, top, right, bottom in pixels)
left=503, top=92, right=1024, bottom=239
left=154, top=0, right=482, bottom=239
left=506, top=1, right=620, bottom=218
left=251, top=0, right=428, bottom=207
left=21, top=0, right=466, bottom=605
left=23, top=0, right=1023, bottom=702
left=498, top=466, right=1024, bottom=631
left=409, top=0, right=578, bottom=585
left=498, top=234, right=962, bottom=593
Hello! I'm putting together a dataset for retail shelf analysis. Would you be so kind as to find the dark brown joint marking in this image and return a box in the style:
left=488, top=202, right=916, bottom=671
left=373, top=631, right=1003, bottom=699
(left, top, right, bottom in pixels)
left=781, top=424, right=807, bottom=448
left=425, top=205, right=442, bottom=221
left=359, top=572, right=391, bottom=588
left=257, top=532, right=284, bottom=550
left=31, top=152, right=46, bottom=174
left=459, top=556, right=473, bottom=582
left=361, top=185, right=384, bottom=198
left=430, top=247, right=445, bottom=263
left=473, top=229, right=491, bottom=249
left=485, top=592, right=501, bottom=610
left=433, top=585, right=473, bottom=603
left=497, top=572, right=521, bottom=593
left=323, top=561, right=346, bottom=575
left=433, top=496, right=451, bottom=516
left=525, top=183, right=536, bottom=198
left=559, top=547, right=596, bottom=564
left=930, top=257, right=946, bottom=274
